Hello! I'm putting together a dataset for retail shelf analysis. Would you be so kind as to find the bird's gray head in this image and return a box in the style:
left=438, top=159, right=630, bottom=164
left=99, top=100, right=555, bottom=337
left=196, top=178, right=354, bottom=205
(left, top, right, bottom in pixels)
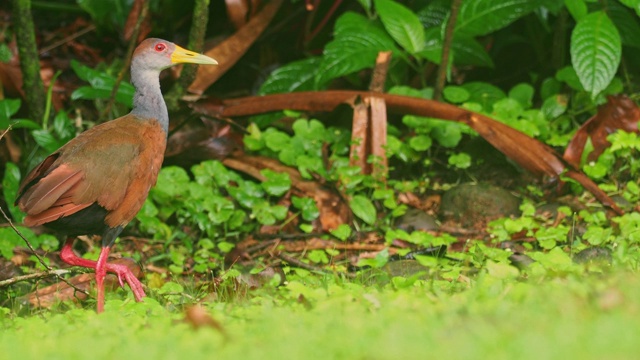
left=132, top=38, right=217, bottom=72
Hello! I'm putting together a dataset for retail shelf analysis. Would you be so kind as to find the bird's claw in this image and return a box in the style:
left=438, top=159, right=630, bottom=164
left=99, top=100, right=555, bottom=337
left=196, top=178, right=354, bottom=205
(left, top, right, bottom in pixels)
left=105, top=262, right=146, bottom=301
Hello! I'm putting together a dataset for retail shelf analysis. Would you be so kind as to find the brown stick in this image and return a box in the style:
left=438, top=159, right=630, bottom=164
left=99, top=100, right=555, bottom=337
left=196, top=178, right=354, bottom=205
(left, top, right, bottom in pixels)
left=0, top=269, right=72, bottom=288
left=39, top=24, right=96, bottom=55
left=349, top=100, right=369, bottom=172
left=369, top=52, right=392, bottom=92
left=368, top=51, right=392, bottom=180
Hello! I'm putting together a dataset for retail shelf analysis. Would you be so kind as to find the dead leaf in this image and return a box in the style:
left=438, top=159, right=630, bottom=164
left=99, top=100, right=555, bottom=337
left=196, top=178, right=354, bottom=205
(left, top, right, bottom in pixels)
left=564, top=95, right=640, bottom=168
left=0, top=39, right=25, bottom=98
left=189, top=0, right=283, bottom=94
left=184, top=305, right=227, bottom=333
left=598, top=288, right=624, bottom=311
left=226, top=0, right=261, bottom=29
left=123, top=0, right=151, bottom=42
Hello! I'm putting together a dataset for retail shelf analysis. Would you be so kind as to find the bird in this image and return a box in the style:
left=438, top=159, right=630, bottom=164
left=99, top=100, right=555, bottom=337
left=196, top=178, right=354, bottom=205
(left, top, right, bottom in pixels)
left=15, top=38, right=217, bottom=312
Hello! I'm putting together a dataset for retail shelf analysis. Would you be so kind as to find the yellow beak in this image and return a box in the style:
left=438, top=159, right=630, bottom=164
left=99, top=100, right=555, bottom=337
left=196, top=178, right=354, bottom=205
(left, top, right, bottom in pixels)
left=171, top=45, right=218, bottom=65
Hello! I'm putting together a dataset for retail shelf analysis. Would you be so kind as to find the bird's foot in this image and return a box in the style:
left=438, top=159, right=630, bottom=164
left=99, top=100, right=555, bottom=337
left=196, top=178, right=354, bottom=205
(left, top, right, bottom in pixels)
left=60, top=239, right=146, bottom=311
left=105, top=262, right=146, bottom=301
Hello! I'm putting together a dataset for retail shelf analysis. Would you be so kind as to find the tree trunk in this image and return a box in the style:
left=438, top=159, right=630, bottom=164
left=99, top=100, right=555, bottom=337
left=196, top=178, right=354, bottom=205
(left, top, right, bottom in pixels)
left=165, top=0, right=210, bottom=112
left=12, top=0, right=46, bottom=123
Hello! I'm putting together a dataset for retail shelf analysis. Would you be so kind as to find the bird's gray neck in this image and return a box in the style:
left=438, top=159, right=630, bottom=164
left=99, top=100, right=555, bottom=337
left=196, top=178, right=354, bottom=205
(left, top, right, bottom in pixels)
left=130, top=68, right=169, bottom=133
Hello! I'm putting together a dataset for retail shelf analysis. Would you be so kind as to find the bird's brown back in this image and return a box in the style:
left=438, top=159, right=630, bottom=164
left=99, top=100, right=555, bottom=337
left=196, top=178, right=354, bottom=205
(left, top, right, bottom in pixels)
left=16, top=114, right=167, bottom=229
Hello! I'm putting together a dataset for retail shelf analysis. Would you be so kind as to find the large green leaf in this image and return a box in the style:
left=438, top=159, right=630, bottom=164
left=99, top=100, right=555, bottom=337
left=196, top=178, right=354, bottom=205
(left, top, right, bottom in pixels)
left=316, top=12, right=399, bottom=87
left=619, top=0, right=640, bottom=17
left=356, top=0, right=372, bottom=13
left=420, top=28, right=493, bottom=67
left=570, top=11, right=621, bottom=98
left=31, top=130, right=66, bottom=153
left=70, top=60, right=135, bottom=108
left=456, top=0, right=539, bottom=37
left=607, top=1, right=640, bottom=49
left=416, top=0, right=450, bottom=29
left=374, top=0, right=425, bottom=54
left=564, top=0, right=588, bottom=21
left=259, top=57, right=322, bottom=94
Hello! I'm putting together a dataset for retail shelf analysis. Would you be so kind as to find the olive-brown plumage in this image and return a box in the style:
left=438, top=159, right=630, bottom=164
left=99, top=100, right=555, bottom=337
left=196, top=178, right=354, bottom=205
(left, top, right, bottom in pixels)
left=15, top=38, right=217, bottom=312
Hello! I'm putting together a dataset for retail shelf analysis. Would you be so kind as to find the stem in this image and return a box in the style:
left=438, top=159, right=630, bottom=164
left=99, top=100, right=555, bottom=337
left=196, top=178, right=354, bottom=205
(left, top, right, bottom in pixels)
left=433, top=0, right=462, bottom=101
left=42, top=71, right=62, bottom=131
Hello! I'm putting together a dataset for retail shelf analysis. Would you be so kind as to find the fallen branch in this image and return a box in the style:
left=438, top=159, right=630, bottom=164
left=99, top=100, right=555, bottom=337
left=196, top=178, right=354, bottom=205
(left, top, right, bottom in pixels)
left=194, top=91, right=623, bottom=214
left=0, top=269, right=72, bottom=287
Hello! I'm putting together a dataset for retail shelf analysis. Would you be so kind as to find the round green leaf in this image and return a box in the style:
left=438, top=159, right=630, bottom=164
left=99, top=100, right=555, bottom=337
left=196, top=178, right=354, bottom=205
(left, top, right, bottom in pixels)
left=261, top=169, right=292, bottom=197
left=508, top=83, right=534, bottom=109
left=443, top=86, right=470, bottom=103
left=448, top=152, right=471, bottom=169
left=542, top=95, right=568, bottom=120
left=330, top=224, right=353, bottom=241
left=461, top=82, right=506, bottom=112
left=409, top=135, right=432, bottom=151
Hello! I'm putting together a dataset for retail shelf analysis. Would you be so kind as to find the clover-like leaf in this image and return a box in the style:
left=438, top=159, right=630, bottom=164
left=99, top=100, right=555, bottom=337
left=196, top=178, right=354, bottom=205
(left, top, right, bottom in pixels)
left=292, top=196, right=320, bottom=221
left=261, top=169, right=291, bottom=197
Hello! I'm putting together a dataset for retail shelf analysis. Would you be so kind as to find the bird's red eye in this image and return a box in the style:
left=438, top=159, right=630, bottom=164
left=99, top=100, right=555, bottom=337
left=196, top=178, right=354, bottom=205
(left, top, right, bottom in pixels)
left=154, top=43, right=166, bottom=52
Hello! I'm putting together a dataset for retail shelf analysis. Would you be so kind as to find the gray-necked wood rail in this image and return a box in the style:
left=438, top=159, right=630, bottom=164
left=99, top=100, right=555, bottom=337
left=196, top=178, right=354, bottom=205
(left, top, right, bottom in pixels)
left=15, top=38, right=217, bottom=312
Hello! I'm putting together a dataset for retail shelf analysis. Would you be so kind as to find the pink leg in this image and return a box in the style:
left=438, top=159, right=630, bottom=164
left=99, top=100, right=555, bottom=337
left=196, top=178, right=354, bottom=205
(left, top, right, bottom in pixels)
left=94, top=246, right=109, bottom=313
left=59, top=238, right=146, bottom=311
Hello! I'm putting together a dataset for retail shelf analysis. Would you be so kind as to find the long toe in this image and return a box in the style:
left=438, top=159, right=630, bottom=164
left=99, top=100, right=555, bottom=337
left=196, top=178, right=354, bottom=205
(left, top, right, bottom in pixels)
left=106, top=262, right=146, bottom=301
